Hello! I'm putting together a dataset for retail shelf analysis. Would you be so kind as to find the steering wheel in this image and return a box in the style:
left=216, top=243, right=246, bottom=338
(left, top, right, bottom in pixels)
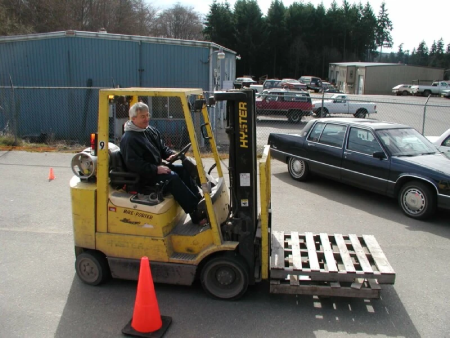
left=167, top=143, right=191, bottom=164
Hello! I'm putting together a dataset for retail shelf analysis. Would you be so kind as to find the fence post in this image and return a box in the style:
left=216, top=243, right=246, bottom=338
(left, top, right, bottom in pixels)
left=422, top=94, right=431, bottom=135
left=320, top=89, right=325, bottom=117
left=9, top=75, right=19, bottom=145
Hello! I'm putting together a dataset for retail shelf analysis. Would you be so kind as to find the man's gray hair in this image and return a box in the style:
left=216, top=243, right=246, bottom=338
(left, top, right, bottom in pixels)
left=129, top=102, right=149, bottom=118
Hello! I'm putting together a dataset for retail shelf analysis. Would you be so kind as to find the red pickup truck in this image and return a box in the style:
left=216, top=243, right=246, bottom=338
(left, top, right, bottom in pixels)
left=255, top=89, right=313, bottom=123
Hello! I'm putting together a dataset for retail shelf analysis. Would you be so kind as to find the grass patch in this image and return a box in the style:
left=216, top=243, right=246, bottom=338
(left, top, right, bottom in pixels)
left=0, top=135, right=22, bottom=147
left=0, top=135, right=85, bottom=153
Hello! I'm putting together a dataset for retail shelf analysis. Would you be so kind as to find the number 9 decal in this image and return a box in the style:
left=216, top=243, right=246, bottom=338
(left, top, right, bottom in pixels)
left=99, top=141, right=105, bottom=150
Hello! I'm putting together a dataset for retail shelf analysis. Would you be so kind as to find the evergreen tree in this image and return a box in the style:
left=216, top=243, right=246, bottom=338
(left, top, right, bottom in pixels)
left=233, top=0, right=266, bottom=77
left=416, top=41, right=429, bottom=66
left=203, top=1, right=235, bottom=49
left=397, top=43, right=405, bottom=64
left=375, top=2, right=393, bottom=59
left=266, top=0, right=287, bottom=78
left=359, top=2, right=377, bottom=61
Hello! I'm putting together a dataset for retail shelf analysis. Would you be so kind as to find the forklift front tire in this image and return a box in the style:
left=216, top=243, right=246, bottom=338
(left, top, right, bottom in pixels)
left=75, top=251, right=110, bottom=286
left=200, top=254, right=249, bottom=300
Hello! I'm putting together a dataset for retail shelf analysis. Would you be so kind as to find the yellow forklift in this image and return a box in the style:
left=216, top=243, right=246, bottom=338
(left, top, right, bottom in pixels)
left=70, top=88, right=395, bottom=300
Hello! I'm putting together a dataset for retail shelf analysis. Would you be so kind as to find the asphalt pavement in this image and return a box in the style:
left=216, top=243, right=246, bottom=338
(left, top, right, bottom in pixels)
left=0, top=150, right=449, bottom=338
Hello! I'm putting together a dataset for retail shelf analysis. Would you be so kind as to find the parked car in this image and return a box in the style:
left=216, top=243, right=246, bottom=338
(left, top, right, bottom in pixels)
left=299, top=76, right=322, bottom=92
left=262, top=79, right=282, bottom=91
left=250, top=83, right=263, bottom=93
left=427, top=128, right=450, bottom=158
left=441, top=89, right=450, bottom=98
left=311, top=94, right=377, bottom=118
left=410, top=81, right=450, bottom=96
left=392, top=84, right=413, bottom=96
left=280, top=79, right=307, bottom=91
left=255, top=89, right=312, bottom=123
left=268, top=118, right=450, bottom=219
left=234, top=77, right=256, bottom=89
left=321, top=82, right=341, bottom=93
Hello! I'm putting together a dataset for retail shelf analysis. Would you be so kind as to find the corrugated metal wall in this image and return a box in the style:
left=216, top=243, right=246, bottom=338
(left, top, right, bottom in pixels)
left=0, top=34, right=216, bottom=141
left=365, top=66, right=444, bottom=95
left=329, top=63, right=444, bottom=95
left=0, top=35, right=211, bottom=87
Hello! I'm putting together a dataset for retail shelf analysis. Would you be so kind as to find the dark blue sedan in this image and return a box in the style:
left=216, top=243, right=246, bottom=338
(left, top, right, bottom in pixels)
left=268, top=118, right=450, bottom=220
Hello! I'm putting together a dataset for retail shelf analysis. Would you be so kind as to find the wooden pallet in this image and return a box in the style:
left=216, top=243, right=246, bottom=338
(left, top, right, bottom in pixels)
left=269, top=231, right=395, bottom=298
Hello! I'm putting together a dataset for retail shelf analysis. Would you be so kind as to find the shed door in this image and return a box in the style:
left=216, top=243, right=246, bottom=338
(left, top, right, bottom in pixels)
left=357, top=75, right=364, bottom=94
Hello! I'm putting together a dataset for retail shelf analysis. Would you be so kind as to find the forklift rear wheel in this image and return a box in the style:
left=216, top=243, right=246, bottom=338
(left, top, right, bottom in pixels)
left=201, top=255, right=249, bottom=300
left=75, top=251, right=110, bottom=286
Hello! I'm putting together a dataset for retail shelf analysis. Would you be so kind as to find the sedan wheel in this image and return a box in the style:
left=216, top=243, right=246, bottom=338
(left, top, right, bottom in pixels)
left=288, top=157, right=309, bottom=181
left=398, top=181, right=436, bottom=219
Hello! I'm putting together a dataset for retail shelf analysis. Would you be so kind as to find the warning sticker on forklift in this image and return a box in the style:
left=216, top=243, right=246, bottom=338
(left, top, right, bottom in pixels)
left=241, top=199, right=249, bottom=207
left=240, top=173, right=250, bottom=186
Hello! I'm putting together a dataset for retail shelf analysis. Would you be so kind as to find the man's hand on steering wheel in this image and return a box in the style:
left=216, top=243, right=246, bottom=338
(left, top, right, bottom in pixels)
left=167, top=143, right=191, bottom=164
left=166, top=154, right=177, bottom=163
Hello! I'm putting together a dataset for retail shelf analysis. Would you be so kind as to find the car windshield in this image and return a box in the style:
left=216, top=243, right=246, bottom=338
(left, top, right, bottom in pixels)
left=376, top=128, right=437, bottom=156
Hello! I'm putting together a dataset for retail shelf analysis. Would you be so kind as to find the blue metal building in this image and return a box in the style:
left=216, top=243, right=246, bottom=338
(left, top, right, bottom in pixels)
left=0, top=31, right=237, bottom=143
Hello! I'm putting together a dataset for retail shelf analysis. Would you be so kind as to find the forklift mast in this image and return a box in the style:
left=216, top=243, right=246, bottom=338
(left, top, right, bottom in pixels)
left=214, top=89, right=258, bottom=281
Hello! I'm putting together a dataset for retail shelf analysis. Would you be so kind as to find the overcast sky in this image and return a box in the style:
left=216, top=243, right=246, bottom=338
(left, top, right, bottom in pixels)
left=156, top=0, right=449, bottom=53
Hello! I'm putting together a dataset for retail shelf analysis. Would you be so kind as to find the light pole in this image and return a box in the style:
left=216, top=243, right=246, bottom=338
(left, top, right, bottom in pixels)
left=212, top=48, right=225, bottom=91
left=208, top=48, right=226, bottom=137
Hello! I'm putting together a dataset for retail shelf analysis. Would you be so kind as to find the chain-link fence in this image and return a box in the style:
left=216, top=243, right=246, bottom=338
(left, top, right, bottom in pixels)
left=1, top=87, right=449, bottom=154
left=252, top=92, right=450, bottom=154
left=0, top=86, right=206, bottom=150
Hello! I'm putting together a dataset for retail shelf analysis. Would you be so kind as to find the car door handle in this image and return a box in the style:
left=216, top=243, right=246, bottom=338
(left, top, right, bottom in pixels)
left=307, top=142, right=315, bottom=146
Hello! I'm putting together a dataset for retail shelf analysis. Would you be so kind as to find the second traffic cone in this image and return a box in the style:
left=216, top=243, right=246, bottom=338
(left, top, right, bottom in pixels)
left=122, top=256, right=172, bottom=337
left=48, top=168, right=55, bottom=181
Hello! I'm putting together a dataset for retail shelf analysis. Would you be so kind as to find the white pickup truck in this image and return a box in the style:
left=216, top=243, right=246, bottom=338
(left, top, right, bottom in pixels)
left=410, top=81, right=450, bottom=97
left=312, top=94, right=377, bottom=118
left=426, top=128, right=450, bottom=158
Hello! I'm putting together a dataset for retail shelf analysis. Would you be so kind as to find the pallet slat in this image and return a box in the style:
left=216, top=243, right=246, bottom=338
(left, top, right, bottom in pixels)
left=271, top=231, right=285, bottom=269
left=290, top=231, right=302, bottom=270
left=320, top=233, right=338, bottom=273
left=270, top=280, right=381, bottom=298
left=349, top=234, right=373, bottom=273
left=334, top=234, right=356, bottom=273
left=363, top=235, right=395, bottom=274
left=305, top=232, right=320, bottom=271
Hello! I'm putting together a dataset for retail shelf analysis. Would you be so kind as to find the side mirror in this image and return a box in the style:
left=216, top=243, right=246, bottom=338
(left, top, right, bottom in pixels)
left=207, top=97, right=216, bottom=107
left=373, top=151, right=386, bottom=160
left=194, top=99, right=206, bottom=111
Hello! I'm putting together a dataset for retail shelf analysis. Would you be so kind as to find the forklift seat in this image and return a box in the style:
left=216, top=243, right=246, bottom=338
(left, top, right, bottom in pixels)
left=109, top=150, right=139, bottom=189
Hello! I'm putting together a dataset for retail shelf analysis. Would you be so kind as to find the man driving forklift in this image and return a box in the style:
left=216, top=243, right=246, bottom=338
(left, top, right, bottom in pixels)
left=120, top=102, right=206, bottom=225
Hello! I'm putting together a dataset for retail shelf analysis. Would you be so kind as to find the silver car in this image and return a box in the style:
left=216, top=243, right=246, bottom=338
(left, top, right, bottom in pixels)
left=392, top=84, right=412, bottom=96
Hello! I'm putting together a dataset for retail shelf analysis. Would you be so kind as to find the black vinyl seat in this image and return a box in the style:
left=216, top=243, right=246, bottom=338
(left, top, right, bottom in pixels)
left=109, top=150, right=169, bottom=205
left=109, top=150, right=139, bottom=190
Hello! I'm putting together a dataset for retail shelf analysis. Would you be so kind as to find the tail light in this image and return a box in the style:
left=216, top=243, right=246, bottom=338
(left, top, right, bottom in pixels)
left=90, top=133, right=98, bottom=156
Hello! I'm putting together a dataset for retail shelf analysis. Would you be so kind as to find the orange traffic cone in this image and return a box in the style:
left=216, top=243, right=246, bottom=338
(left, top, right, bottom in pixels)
left=48, top=168, right=55, bottom=181
left=122, top=256, right=172, bottom=337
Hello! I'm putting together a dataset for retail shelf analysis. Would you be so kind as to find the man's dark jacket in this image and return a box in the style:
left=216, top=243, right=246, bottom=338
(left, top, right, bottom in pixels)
left=120, top=126, right=174, bottom=188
